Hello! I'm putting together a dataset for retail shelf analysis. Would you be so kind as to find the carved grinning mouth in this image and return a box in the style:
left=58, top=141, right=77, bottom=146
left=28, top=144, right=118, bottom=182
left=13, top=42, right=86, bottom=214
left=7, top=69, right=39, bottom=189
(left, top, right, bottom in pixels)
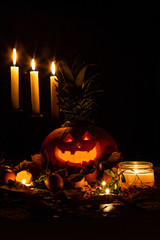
left=55, top=143, right=98, bottom=164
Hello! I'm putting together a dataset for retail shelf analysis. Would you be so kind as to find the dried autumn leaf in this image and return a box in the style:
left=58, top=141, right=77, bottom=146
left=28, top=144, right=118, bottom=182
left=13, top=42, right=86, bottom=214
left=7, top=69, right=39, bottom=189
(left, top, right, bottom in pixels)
left=108, top=152, right=122, bottom=163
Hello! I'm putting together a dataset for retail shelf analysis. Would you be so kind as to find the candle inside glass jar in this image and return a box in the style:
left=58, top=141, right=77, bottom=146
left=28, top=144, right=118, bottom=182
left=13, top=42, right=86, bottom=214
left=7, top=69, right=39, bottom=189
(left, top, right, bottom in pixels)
left=118, top=161, right=154, bottom=188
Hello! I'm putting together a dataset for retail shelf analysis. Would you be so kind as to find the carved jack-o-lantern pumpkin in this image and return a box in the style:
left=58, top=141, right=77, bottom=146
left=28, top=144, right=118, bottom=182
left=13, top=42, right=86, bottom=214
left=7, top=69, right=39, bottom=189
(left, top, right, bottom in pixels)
left=41, top=126, right=118, bottom=168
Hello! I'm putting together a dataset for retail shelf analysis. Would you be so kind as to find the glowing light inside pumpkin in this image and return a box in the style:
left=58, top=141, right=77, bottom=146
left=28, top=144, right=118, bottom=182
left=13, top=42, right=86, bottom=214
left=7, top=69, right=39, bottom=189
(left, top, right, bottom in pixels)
left=77, top=142, right=81, bottom=149
left=64, top=134, right=74, bottom=142
left=13, top=48, right=17, bottom=66
left=65, top=137, right=73, bottom=142
left=83, top=136, right=90, bottom=141
left=82, top=131, right=92, bottom=141
left=134, top=169, right=139, bottom=174
left=55, top=143, right=98, bottom=164
left=31, top=59, right=35, bottom=71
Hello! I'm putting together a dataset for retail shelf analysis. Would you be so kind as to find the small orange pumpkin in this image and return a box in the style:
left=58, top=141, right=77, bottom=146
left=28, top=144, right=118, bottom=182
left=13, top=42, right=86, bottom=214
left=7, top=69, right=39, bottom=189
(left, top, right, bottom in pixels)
left=0, top=166, right=16, bottom=185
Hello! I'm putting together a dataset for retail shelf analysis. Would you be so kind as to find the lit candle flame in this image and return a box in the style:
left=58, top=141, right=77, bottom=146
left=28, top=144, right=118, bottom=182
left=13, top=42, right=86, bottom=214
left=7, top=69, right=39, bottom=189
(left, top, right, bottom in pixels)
left=31, top=59, right=35, bottom=71
left=134, top=169, right=139, bottom=174
left=13, top=48, right=17, bottom=66
left=106, top=188, right=110, bottom=195
left=51, top=61, right=55, bottom=75
left=22, top=179, right=26, bottom=185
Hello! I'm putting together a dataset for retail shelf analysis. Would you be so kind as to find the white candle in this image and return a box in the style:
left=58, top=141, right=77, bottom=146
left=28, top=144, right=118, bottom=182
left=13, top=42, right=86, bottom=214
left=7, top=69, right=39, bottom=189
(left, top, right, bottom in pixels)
left=10, top=48, right=19, bottom=109
left=50, top=61, right=59, bottom=120
left=30, top=59, right=40, bottom=115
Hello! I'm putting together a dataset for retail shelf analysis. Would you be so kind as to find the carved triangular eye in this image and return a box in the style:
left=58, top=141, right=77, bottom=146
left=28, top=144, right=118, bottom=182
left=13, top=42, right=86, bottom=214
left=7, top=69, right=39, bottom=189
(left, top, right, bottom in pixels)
left=82, top=131, right=92, bottom=141
left=64, top=134, right=74, bottom=142
left=83, top=136, right=90, bottom=141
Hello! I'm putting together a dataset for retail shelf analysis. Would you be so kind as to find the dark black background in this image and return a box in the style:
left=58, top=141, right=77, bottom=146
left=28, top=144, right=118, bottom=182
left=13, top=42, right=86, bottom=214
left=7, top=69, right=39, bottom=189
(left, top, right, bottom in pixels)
left=1, top=2, right=160, bottom=237
left=0, top=2, right=160, bottom=165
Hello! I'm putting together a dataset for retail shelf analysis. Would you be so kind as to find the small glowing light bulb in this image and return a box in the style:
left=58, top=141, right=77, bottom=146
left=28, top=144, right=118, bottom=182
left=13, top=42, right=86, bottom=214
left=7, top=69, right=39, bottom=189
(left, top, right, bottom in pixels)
left=22, top=179, right=26, bottom=185
left=102, top=181, right=106, bottom=186
left=106, top=188, right=110, bottom=195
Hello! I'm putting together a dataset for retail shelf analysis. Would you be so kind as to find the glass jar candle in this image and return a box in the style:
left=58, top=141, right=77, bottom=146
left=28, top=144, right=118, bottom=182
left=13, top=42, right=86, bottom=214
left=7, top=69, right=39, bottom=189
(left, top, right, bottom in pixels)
left=118, top=161, right=154, bottom=188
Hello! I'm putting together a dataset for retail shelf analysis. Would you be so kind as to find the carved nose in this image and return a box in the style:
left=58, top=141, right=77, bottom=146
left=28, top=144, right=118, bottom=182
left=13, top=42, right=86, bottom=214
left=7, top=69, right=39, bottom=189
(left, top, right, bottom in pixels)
left=76, top=142, right=82, bottom=149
